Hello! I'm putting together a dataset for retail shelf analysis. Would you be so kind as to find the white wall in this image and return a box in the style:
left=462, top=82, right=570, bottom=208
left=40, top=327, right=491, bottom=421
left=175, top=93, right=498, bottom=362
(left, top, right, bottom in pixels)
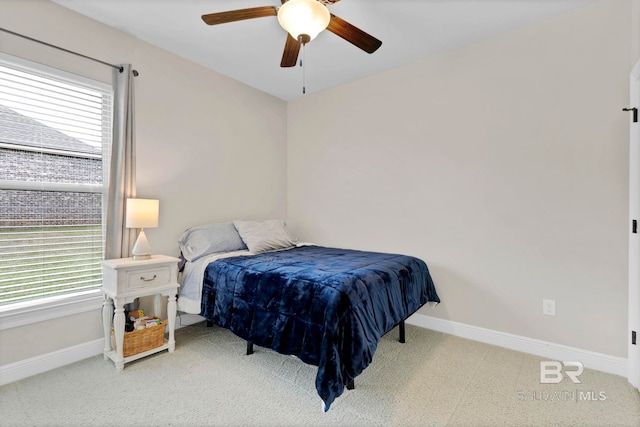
left=287, top=0, right=633, bottom=357
left=633, top=0, right=640, bottom=65
left=0, top=0, right=286, bottom=365
left=0, top=0, right=636, bottom=371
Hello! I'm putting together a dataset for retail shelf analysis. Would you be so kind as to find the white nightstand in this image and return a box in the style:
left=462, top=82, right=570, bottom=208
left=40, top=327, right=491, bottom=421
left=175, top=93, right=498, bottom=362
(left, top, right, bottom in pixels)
left=101, top=254, right=180, bottom=370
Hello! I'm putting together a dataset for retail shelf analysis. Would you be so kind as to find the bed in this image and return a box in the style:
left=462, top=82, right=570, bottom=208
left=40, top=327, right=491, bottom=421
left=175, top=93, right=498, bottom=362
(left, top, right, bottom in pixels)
left=177, top=220, right=440, bottom=411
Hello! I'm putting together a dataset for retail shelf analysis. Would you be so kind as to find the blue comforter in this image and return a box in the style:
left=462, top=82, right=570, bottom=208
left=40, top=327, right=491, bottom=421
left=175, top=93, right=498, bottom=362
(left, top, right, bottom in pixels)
left=200, top=245, right=439, bottom=410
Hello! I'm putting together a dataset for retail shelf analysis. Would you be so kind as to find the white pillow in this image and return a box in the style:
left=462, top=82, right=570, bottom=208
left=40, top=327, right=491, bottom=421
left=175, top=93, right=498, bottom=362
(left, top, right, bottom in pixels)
left=233, top=220, right=297, bottom=254
left=178, top=222, right=247, bottom=261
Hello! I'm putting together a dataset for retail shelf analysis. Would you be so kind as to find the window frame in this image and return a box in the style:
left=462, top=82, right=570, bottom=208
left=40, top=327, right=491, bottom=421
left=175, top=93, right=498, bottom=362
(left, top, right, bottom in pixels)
left=0, top=53, right=112, bottom=328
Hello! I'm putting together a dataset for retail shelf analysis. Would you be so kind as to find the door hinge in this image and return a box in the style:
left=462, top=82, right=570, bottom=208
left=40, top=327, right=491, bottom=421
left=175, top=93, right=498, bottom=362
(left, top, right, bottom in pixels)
left=623, top=107, right=638, bottom=123
left=633, top=220, right=638, bottom=234
left=633, top=330, right=637, bottom=345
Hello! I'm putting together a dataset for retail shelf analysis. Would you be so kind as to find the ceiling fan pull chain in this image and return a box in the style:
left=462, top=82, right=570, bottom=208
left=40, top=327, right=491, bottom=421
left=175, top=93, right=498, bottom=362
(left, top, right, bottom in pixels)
left=301, top=41, right=306, bottom=95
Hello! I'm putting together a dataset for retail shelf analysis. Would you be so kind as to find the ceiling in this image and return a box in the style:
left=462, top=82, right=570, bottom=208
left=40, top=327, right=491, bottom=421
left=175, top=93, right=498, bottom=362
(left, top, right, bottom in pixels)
left=52, top=0, right=601, bottom=100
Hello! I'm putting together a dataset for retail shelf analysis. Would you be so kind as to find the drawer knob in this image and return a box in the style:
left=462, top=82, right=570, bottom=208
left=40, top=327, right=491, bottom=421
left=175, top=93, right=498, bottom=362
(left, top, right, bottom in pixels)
left=140, top=274, right=157, bottom=282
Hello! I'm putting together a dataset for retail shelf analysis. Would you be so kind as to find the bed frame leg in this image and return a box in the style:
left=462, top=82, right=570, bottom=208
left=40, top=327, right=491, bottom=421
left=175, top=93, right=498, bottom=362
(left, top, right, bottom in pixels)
left=206, top=320, right=213, bottom=327
left=246, top=341, right=254, bottom=355
left=346, top=379, right=355, bottom=390
left=399, top=320, right=406, bottom=343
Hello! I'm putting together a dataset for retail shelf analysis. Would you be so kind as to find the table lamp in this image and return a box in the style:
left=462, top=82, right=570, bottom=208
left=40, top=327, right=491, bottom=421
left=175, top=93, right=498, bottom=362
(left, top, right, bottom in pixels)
left=125, top=198, right=159, bottom=260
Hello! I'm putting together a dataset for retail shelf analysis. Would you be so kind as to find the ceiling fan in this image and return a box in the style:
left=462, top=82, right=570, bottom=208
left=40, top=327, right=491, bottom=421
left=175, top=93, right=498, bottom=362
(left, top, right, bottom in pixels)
left=201, top=0, right=382, bottom=67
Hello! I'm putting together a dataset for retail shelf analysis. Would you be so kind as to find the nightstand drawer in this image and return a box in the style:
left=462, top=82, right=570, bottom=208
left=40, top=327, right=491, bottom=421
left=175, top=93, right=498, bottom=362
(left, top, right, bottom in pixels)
left=124, top=265, right=171, bottom=291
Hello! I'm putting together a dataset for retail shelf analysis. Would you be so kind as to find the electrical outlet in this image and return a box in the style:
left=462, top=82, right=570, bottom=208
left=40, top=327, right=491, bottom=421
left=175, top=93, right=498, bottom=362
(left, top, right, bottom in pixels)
left=543, top=299, right=556, bottom=316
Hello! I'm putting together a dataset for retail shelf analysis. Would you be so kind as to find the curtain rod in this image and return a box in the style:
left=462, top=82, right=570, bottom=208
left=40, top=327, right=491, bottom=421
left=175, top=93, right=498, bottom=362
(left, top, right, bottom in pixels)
left=0, top=27, right=124, bottom=73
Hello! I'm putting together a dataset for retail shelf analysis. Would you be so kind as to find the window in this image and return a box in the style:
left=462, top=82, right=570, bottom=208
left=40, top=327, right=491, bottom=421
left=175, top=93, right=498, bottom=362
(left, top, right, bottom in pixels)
left=0, top=54, right=112, bottom=309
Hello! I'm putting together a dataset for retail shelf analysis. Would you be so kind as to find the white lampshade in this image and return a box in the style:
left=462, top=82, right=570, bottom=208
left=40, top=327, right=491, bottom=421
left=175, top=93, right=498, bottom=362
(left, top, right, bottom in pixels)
left=277, top=0, right=330, bottom=43
left=126, top=198, right=159, bottom=229
left=126, top=198, right=159, bottom=260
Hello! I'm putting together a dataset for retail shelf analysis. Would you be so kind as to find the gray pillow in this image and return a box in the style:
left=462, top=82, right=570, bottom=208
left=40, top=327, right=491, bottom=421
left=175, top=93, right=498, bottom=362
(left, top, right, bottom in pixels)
left=233, top=220, right=297, bottom=254
left=178, top=222, right=247, bottom=262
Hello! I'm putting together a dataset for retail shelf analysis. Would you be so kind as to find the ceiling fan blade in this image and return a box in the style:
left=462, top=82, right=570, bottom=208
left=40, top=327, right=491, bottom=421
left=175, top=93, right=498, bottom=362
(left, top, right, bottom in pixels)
left=202, top=6, right=277, bottom=25
left=281, top=34, right=301, bottom=67
left=326, top=14, right=382, bottom=54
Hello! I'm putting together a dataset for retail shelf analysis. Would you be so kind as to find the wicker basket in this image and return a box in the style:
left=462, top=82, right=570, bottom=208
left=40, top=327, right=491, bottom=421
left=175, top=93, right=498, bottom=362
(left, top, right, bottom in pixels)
left=112, top=318, right=167, bottom=357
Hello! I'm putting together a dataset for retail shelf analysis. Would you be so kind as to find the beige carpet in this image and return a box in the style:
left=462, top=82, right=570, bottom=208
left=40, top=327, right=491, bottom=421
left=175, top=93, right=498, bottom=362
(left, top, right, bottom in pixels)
left=1, top=322, right=639, bottom=426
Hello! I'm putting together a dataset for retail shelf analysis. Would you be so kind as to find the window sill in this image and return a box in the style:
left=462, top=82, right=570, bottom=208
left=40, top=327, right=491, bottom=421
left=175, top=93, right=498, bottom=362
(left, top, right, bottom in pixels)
left=0, top=291, right=103, bottom=331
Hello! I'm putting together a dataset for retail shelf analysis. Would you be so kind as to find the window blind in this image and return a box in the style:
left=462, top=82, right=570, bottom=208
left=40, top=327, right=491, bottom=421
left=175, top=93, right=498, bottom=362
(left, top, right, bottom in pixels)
left=0, top=55, right=112, bottom=306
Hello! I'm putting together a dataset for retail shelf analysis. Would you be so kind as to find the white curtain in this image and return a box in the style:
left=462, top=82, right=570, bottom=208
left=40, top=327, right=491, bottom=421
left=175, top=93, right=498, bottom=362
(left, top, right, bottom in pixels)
left=105, top=64, right=137, bottom=260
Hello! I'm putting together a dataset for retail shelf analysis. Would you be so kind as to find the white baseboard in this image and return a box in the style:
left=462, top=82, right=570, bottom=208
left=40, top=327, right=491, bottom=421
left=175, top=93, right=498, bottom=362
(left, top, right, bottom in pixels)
left=1, top=313, right=627, bottom=387
left=0, top=338, right=104, bottom=387
left=175, top=313, right=206, bottom=328
left=407, top=313, right=628, bottom=378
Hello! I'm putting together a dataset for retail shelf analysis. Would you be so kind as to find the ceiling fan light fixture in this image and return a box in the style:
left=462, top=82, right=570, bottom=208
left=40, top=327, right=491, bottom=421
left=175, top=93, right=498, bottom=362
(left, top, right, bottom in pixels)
left=277, top=0, right=330, bottom=43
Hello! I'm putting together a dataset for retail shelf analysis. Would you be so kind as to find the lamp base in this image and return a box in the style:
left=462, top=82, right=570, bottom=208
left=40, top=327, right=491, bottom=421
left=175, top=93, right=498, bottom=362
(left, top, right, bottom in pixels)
left=131, top=229, right=152, bottom=261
